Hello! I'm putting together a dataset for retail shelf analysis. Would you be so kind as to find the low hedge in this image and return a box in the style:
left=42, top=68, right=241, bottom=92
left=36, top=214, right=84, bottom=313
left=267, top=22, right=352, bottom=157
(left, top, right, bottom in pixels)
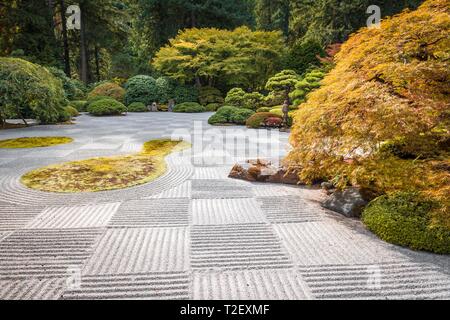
left=362, top=192, right=450, bottom=254
left=127, top=102, right=148, bottom=112
left=87, top=98, right=127, bottom=116
left=173, top=102, right=206, bottom=113
left=246, top=112, right=281, bottom=128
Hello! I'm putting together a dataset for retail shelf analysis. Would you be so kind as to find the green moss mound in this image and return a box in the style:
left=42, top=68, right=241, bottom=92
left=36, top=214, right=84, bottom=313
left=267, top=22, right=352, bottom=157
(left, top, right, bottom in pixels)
left=0, top=137, right=73, bottom=149
left=362, top=192, right=450, bottom=254
left=88, top=98, right=127, bottom=116
left=173, top=102, right=206, bottom=113
left=21, top=139, right=191, bottom=193
left=127, top=102, right=148, bottom=112
left=0, top=58, right=70, bottom=124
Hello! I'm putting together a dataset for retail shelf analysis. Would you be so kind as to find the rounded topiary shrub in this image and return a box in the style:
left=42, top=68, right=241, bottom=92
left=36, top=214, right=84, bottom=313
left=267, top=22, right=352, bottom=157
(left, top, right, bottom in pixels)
left=127, top=102, right=148, bottom=112
left=173, top=102, right=206, bottom=113
left=208, top=113, right=228, bottom=125
left=230, top=109, right=255, bottom=125
left=65, top=106, right=79, bottom=118
left=87, top=98, right=127, bottom=116
left=246, top=112, right=281, bottom=129
left=362, top=192, right=450, bottom=254
left=124, top=75, right=158, bottom=105
left=208, top=106, right=254, bottom=125
left=0, top=58, right=69, bottom=124
left=88, top=82, right=125, bottom=102
left=257, top=107, right=271, bottom=113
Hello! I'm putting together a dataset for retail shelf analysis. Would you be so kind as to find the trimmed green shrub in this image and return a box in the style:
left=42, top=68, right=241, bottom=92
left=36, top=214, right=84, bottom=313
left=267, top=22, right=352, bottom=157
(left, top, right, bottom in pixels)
left=225, top=88, right=264, bottom=110
left=127, top=102, right=148, bottom=112
left=208, top=113, right=228, bottom=125
left=362, top=192, right=450, bottom=254
left=173, top=102, right=206, bottom=113
left=0, top=58, right=69, bottom=124
left=208, top=106, right=254, bottom=125
left=205, top=103, right=221, bottom=112
left=230, top=109, right=255, bottom=125
left=225, top=88, right=246, bottom=106
left=70, top=100, right=87, bottom=112
left=124, top=75, right=158, bottom=105
left=65, top=106, right=79, bottom=117
left=87, top=98, right=126, bottom=116
left=198, top=87, right=224, bottom=105
left=246, top=112, right=281, bottom=129
left=290, top=69, right=325, bottom=106
left=88, top=82, right=125, bottom=103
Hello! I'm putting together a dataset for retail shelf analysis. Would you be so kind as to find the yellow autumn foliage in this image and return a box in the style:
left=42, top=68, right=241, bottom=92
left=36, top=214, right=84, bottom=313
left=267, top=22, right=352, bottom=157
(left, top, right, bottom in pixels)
left=288, top=0, right=449, bottom=225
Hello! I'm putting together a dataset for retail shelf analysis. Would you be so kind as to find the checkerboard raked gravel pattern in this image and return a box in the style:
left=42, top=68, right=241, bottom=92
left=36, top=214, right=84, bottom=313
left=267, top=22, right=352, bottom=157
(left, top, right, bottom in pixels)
left=0, top=113, right=448, bottom=300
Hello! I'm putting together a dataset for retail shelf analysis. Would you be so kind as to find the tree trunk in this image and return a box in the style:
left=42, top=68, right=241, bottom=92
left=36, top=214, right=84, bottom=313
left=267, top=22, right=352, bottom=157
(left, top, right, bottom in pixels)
left=195, top=76, right=202, bottom=88
left=80, top=5, right=88, bottom=84
left=94, top=46, right=101, bottom=82
left=59, top=0, right=71, bottom=77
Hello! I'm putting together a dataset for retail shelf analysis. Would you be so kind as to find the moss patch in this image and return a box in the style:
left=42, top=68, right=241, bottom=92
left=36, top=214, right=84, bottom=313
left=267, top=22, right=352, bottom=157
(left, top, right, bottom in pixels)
left=0, top=137, right=73, bottom=149
left=21, top=139, right=190, bottom=193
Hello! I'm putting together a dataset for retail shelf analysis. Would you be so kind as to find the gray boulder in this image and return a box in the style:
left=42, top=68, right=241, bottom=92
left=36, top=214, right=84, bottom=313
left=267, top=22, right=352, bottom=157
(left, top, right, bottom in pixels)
left=323, top=187, right=374, bottom=218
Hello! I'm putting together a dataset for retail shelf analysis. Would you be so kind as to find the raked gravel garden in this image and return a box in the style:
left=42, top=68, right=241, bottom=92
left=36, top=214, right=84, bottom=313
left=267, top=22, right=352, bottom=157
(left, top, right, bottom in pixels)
left=0, top=112, right=448, bottom=300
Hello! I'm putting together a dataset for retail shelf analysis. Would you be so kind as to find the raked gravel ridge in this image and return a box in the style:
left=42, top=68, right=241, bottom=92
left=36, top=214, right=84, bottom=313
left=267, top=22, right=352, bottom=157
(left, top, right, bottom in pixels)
left=0, top=113, right=448, bottom=300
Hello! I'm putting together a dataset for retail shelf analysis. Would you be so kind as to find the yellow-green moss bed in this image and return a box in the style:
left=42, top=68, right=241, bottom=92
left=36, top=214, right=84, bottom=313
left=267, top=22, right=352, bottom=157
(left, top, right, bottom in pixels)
left=0, top=137, right=73, bottom=148
left=21, top=139, right=190, bottom=193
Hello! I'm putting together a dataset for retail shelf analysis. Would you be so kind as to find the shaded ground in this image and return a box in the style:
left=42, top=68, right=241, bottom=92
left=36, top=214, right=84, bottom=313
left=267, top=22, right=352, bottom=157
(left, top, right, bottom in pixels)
left=0, top=113, right=448, bottom=300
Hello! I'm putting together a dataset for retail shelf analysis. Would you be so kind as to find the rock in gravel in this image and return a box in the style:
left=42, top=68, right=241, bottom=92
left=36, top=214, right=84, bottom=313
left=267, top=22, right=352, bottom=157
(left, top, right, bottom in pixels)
left=322, top=187, right=375, bottom=218
left=229, top=159, right=301, bottom=185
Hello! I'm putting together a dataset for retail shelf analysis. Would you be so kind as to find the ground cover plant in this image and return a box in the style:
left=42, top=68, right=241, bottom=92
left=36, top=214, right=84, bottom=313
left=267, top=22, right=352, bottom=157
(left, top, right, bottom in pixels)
left=0, top=137, right=73, bottom=149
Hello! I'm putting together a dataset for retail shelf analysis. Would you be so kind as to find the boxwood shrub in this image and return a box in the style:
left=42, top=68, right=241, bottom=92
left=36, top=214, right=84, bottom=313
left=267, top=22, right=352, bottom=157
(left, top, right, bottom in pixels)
left=208, top=106, right=254, bottom=125
left=362, top=192, right=450, bottom=254
left=124, top=75, right=158, bottom=105
left=87, top=98, right=127, bottom=116
left=173, top=102, right=206, bottom=113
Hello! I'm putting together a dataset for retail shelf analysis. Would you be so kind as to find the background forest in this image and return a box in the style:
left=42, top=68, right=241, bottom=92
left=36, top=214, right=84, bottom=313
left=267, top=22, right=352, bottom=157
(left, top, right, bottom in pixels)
left=0, top=0, right=423, bottom=86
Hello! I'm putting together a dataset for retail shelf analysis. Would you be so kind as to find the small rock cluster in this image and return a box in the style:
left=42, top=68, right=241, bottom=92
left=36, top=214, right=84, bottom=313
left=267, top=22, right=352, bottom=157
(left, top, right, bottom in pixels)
left=228, top=159, right=301, bottom=185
